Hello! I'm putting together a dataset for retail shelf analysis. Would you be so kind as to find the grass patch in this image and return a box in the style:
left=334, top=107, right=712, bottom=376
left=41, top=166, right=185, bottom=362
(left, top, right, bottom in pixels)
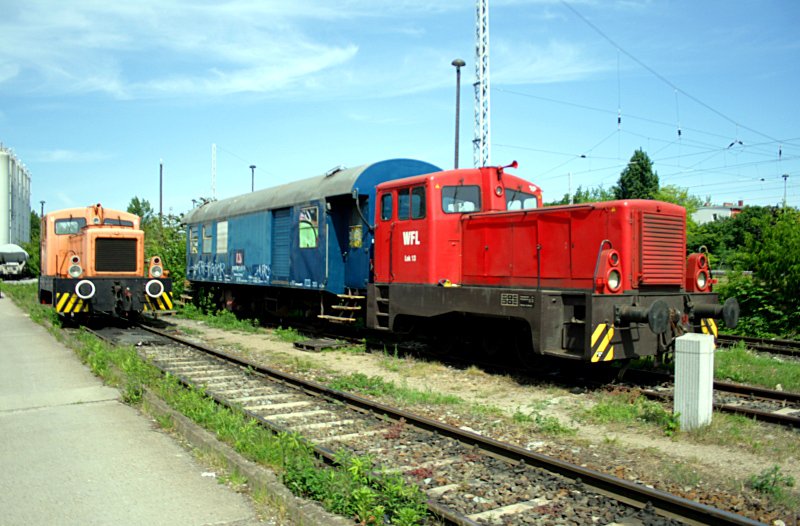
left=715, top=342, right=800, bottom=392
left=747, top=465, right=796, bottom=506
left=511, top=407, right=576, bottom=436
left=273, top=326, right=306, bottom=343
left=378, top=350, right=442, bottom=377
left=178, top=304, right=263, bottom=333
left=330, top=372, right=463, bottom=407
left=687, top=412, right=800, bottom=461
left=580, top=391, right=680, bottom=437
left=330, top=373, right=575, bottom=437
left=659, top=460, right=702, bottom=488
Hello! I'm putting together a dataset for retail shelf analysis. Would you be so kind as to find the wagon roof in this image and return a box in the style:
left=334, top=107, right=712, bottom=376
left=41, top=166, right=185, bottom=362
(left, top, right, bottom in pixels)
left=183, top=158, right=440, bottom=224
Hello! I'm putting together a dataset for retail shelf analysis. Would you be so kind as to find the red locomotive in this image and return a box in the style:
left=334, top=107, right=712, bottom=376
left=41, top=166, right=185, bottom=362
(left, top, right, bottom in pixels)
left=368, top=162, right=738, bottom=362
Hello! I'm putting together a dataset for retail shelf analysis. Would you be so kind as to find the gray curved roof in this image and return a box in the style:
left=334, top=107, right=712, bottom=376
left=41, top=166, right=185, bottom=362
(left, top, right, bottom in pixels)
left=0, top=244, right=28, bottom=263
left=183, top=159, right=440, bottom=225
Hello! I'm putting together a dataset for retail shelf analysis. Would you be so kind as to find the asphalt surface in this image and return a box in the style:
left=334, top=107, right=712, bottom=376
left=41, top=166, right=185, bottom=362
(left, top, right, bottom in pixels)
left=0, top=294, right=263, bottom=525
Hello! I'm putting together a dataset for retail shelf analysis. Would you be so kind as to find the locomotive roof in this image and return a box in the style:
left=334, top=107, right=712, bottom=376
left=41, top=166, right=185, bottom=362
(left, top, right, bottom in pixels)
left=183, top=158, right=440, bottom=224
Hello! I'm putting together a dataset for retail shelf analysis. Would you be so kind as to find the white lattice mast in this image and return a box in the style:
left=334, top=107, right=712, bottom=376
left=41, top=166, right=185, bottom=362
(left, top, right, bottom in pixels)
left=473, top=0, right=490, bottom=167
left=211, top=143, right=217, bottom=199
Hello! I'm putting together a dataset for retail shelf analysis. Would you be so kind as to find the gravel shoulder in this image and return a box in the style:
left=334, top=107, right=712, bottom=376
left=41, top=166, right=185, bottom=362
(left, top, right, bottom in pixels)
left=165, top=317, right=800, bottom=523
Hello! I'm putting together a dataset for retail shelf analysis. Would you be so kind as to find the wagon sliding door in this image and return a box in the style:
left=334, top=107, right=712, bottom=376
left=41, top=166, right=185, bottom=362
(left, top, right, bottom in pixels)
left=271, top=208, right=291, bottom=283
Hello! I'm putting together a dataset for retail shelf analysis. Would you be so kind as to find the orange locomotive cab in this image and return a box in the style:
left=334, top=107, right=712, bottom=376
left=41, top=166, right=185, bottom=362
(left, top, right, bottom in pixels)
left=39, top=204, right=173, bottom=316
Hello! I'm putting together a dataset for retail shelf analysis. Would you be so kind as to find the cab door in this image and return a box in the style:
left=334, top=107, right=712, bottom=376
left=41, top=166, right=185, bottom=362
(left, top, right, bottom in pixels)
left=373, top=191, right=394, bottom=283
left=390, top=185, right=428, bottom=284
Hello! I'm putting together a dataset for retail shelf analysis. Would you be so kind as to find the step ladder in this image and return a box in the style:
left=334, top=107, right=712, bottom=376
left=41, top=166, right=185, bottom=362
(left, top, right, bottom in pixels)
left=318, top=290, right=364, bottom=323
left=177, top=280, right=193, bottom=307
left=373, top=285, right=390, bottom=330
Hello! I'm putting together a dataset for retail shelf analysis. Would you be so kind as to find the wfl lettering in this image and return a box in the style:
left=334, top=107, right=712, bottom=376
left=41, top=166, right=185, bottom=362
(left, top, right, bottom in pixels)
left=402, top=231, right=420, bottom=245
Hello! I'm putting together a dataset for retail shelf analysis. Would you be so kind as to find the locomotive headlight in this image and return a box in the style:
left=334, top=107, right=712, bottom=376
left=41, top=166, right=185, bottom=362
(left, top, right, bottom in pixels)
left=75, top=279, right=95, bottom=299
left=145, top=279, right=165, bottom=298
left=696, top=270, right=708, bottom=290
left=607, top=269, right=622, bottom=291
left=68, top=264, right=83, bottom=278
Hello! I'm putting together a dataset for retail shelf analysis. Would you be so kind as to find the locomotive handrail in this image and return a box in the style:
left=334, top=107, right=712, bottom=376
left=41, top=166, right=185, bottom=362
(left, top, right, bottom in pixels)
left=351, top=190, right=374, bottom=233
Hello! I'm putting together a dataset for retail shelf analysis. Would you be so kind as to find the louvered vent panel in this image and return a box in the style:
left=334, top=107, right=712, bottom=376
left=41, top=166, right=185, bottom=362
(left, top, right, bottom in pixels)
left=95, top=238, right=138, bottom=272
left=641, top=214, right=684, bottom=284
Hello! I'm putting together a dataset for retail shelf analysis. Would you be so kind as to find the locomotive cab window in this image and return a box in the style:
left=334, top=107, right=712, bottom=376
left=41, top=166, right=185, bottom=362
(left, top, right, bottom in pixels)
left=506, top=188, right=538, bottom=210
left=299, top=206, right=319, bottom=249
left=380, top=193, right=392, bottom=221
left=398, top=186, right=426, bottom=220
left=442, top=185, right=480, bottom=213
left=103, top=218, right=134, bottom=227
left=55, top=218, right=86, bottom=235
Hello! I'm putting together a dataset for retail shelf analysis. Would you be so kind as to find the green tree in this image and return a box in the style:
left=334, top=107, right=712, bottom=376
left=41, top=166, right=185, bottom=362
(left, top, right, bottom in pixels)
left=127, top=197, right=155, bottom=226
left=614, top=149, right=659, bottom=200
left=22, top=210, right=41, bottom=277
left=688, top=216, right=736, bottom=266
left=546, top=185, right=614, bottom=206
left=717, top=208, right=800, bottom=336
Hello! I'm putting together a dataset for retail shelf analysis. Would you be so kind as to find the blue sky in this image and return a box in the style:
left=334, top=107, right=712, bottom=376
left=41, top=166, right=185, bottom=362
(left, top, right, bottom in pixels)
left=1, top=0, right=798, bottom=216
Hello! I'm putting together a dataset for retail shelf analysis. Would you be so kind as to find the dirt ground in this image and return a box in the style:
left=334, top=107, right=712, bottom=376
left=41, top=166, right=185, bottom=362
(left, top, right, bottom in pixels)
left=165, top=317, right=799, bottom=522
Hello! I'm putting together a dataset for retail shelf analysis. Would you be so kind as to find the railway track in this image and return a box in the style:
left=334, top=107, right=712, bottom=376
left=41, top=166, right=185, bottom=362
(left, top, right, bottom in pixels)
left=384, top=342, right=800, bottom=430
left=87, top=323, right=765, bottom=526
left=717, top=334, right=800, bottom=358
left=620, top=369, right=800, bottom=429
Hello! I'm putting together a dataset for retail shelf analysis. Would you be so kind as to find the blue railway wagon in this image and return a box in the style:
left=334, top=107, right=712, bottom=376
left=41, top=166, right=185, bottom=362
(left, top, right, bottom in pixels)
left=183, top=159, right=441, bottom=314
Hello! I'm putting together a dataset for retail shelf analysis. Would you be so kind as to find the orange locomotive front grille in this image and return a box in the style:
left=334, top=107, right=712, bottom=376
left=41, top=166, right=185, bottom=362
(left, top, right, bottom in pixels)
left=95, top=237, right=138, bottom=272
left=640, top=213, right=684, bottom=285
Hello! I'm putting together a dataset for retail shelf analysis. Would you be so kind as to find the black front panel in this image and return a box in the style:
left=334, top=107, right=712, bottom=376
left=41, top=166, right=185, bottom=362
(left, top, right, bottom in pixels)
left=95, top=238, right=138, bottom=272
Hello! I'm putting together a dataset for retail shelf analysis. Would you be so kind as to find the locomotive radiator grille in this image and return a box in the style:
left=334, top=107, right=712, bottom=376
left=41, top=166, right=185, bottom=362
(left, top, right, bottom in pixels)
left=95, top=238, right=138, bottom=272
left=640, top=213, right=684, bottom=284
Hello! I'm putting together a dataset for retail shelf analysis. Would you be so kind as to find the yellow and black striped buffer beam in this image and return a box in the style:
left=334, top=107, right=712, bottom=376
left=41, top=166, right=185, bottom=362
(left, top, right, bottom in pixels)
left=700, top=318, right=718, bottom=338
left=55, top=292, right=90, bottom=314
left=144, top=291, right=174, bottom=311
left=591, top=323, right=615, bottom=362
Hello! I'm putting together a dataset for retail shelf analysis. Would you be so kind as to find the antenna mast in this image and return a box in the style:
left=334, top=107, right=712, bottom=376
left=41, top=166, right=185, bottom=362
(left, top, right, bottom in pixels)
left=473, top=0, right=490, bottom=167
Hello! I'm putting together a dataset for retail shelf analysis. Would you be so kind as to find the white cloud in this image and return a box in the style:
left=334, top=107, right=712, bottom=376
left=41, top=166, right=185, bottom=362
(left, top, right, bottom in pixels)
left=0, top=1, right=366, bottom=99
left=0, top=0, right=610, bottom=101
left=493, top=40, right=611, bottom=85
left=30, top=149, right=112, bottom=163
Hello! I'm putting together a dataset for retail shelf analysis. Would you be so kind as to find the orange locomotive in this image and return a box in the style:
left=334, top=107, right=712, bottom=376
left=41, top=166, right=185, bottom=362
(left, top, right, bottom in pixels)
left=38, top=204, right=173, bottom=316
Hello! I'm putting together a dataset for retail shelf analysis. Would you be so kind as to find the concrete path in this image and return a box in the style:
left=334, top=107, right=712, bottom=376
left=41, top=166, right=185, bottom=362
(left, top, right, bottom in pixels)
left=0, top=295, right=263, bottom=525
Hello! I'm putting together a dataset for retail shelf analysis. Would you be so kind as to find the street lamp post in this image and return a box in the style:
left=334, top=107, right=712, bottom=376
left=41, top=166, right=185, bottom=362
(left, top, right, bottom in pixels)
left=783, top=173, right=789, bottom=208
left=40, top=200, right=45, bottom=217
left=250, top=165, right=256, bottom=192
left=451, top=59, right=465, bottom=169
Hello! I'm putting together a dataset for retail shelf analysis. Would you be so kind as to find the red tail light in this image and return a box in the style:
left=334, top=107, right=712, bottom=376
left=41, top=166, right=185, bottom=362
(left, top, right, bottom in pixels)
left=595, top=248, right=623, bottom=294
left=685, top=253, right=711, bottom=292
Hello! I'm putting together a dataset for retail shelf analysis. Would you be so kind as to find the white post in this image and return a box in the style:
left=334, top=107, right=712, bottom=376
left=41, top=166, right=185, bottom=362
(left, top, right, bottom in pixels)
left=674, top=333, right=715, bottom=431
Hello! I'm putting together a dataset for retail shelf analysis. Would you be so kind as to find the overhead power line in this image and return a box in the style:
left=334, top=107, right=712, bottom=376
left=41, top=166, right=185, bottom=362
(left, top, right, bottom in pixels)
left=560, top=0, right=782, bottom=145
